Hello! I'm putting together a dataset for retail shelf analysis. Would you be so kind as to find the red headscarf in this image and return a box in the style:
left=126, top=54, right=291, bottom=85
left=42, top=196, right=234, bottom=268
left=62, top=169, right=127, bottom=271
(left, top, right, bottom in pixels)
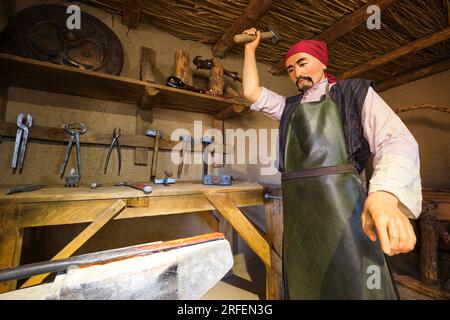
left=285, top=40, right=336, bottom=83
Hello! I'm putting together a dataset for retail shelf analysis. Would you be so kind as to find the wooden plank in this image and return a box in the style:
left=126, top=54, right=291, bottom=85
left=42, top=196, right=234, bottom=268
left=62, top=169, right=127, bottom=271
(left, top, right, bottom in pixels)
left=140, top=47, right=156, bottom=83
left=0, top=205, right=23, bottom=293
left=0, top=53, right=248, bottom=118
left=0, top=86, right=7, bottom=122
left=270, top=0, right=400, bottom=74
left=204, top=193, right=270, bottom=268
left=174, top=50, right=192, bottom=86
left=198, top=211, right=219, bottom=232
left=376, top=57, right=450, bottom=92
left=212, top=0, right=278, bottom=58
left=16, top=190, right=263, bottom=228
left=0, top=0, right=14, bottom=33
left=394, top=274, right=450, bottom=300
left=264, top=186, right=283, bottom=299
left=0, top=181, right=263, bottom=204
left=122, top=0, right=143, bottom=29
left=0, top=120, right=174, bottom=150
left=20, top=199, right=126, bottom=288
left=340, top=27, right=450, bottom=79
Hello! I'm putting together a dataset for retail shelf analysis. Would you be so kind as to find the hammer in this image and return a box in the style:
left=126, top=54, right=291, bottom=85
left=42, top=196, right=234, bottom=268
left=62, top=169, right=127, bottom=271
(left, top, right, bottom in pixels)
left=233, top=25, right=281, bottom=44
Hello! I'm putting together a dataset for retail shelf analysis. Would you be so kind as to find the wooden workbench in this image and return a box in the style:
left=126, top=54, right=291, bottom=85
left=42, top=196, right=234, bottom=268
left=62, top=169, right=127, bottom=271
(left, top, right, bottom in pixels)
left=0, top=181, right=283, bottom=299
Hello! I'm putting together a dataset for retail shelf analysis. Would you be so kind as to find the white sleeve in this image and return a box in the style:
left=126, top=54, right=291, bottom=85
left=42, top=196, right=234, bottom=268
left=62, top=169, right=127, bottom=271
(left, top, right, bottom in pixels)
left=250, top=87, right=286, bottom=121
left=361, top=87, right=422, bottom=219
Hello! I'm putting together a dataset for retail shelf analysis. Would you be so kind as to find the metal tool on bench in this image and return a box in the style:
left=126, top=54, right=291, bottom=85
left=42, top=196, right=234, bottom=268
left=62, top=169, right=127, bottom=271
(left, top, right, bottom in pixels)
left=12, top=113, right=33, bottom=172
left=146, top=129, right=164, bottom=180
left=60, top=123, right=86, bottom=187
left=104, top=127, right=121, bottom=175
left=154, top=170, right=176, bottom=185
left=201, top=136, right=233, bottom=186
left=114, top=181, right=153, bottom=194
left=233, top=25, right=281, bottom=44
left=178, top=135, right=193, bottom=179
left=5, top=184, right=46, bottom=195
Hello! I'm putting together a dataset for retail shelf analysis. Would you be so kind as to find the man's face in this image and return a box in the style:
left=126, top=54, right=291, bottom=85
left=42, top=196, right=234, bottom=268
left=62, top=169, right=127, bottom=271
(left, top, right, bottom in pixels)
left=285, top=52, right=326, bottom=91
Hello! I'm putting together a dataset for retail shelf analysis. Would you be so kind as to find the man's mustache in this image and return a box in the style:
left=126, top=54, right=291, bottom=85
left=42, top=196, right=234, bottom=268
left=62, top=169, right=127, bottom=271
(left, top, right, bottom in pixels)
left=296, top=76, right=313, bottom=87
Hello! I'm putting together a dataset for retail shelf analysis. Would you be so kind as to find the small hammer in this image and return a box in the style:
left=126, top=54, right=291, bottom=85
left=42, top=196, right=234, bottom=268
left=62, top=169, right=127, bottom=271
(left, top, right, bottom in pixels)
left=233, top=25, right=281, bottom=44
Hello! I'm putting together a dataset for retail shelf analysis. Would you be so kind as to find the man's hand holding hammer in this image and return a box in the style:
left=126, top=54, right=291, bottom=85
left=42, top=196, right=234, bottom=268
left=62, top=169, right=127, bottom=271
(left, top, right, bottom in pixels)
left=242, top=28, right=263, bottom=104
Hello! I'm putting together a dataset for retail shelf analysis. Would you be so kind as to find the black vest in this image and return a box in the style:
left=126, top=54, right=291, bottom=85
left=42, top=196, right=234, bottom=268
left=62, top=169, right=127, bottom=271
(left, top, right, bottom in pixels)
left=278, top=78, right=373, bottom=173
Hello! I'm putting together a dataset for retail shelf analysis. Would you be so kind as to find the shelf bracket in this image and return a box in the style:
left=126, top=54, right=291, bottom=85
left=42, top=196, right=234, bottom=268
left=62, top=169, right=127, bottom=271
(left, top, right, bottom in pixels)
left=214, top=104, right=246, bottom=120
left=139, top=86, right=160, bottom=111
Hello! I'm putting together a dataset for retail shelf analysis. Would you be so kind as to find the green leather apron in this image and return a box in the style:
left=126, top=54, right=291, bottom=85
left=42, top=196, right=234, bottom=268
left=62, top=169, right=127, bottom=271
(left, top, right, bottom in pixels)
left=281, top=83, right=398, bottom=299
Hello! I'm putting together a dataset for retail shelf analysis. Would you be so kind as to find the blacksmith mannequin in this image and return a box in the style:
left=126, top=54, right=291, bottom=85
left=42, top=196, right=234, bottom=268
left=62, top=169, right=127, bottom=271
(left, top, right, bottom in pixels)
left=242, top=28, right=421, bottom=299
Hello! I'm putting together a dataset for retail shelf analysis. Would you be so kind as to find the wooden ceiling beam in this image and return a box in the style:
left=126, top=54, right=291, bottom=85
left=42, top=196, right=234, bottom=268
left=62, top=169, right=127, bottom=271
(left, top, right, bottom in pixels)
left=122, top=0, right=143, bottom=29
left=270, top=0, right=400, bottom=74
left=212, top=0, right=277, bottom=58
left=0, top=0, right=15, bottom=33
left=375, top=57, right=450, bottom=92
left=340, top=27, right=450, bottom=79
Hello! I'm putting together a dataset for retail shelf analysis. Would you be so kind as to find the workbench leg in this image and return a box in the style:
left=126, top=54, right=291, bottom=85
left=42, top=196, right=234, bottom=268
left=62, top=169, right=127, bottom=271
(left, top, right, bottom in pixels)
left=420, top=202, right=439, bottom=286
left=204, top=193, right=271, bottom=269
left=0, top=205, right=24, bottom=293
left=264, top=188, right=284, bottom=300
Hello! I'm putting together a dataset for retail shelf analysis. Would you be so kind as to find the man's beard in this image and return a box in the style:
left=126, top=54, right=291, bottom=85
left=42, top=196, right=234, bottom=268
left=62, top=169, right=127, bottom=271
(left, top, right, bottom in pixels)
left=296, top=76, right=314, bottom=91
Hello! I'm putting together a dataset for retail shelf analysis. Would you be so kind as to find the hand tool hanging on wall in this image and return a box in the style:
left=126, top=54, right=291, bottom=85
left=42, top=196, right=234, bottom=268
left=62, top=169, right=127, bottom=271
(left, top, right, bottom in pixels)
left=193, top=56, right=242, bottom=82
left=145, top=129, right=164, bottom=180
left=11, top=113, right=32, bottom=172
left=233, top=25, right=281, bottom=45
left=60, top=123, right=86, bottom=187
left=104, top=128, right=122, bottom=175
left=5, top=184, right=46, bottom=195
left=114, top=181, right=153, bottom=194
left=177, top=135, right=193, bottom=179
left=201, top=136, right=232, bottom=186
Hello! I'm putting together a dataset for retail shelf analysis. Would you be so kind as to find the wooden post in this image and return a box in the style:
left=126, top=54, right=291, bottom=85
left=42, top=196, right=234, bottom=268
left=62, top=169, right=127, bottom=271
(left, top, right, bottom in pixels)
left=205, top=193, right=271, bottom=268
left=0, top=205, right=24, bottom=293
left=122, top=0, right=143, bottom=29
left=264, top=186, right=284, bottom=300
left=419, top=202, right=439, bottom=286
left=174, top=50, right=192, bottom=86
left=140, top=47, right=156, bottom=83
left=0, top=86, right=7, bottom=122
left=0, top=0, right=14, bottom=33
left=209, top=60, right=224, bottom=96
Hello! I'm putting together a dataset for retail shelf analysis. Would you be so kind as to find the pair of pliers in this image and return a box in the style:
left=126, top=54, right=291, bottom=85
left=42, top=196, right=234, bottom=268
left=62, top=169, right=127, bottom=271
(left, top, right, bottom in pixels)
left=104, top=128, right=121, bottom=175
left=60, top=123, right=86, bottom=179
left=12, top=113, right=33, bottom=172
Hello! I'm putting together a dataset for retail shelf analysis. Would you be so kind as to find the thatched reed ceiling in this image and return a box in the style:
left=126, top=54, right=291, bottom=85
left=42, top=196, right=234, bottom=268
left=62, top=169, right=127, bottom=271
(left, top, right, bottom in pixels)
left=80, top=0, right=450, bottom=87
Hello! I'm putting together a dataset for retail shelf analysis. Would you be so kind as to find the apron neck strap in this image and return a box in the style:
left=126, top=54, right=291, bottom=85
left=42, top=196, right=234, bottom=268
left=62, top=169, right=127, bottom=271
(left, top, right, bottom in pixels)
left=325, top=81, right=330, bottom=98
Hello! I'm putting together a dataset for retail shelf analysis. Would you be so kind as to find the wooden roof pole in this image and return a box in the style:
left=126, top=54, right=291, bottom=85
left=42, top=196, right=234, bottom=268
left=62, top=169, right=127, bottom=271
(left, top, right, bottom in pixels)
left=122, top=0, right=143, bottom=29
left=212, top=0, right=278, bottom=58
left=375, top=57, right=450, bottom=92
left=340, top=27, right=450, bottom=79
left=270, top=0, right=400, bottom=74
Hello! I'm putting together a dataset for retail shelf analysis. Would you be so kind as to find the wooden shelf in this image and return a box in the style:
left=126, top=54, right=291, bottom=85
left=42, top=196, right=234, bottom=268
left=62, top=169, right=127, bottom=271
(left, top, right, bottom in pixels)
left=0, top=53, right=248, bottom=119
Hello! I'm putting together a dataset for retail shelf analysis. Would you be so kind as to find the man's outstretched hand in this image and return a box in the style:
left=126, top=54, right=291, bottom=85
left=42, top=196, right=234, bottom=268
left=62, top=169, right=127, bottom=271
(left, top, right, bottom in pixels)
left=361, top=191, right=416, bottom=256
